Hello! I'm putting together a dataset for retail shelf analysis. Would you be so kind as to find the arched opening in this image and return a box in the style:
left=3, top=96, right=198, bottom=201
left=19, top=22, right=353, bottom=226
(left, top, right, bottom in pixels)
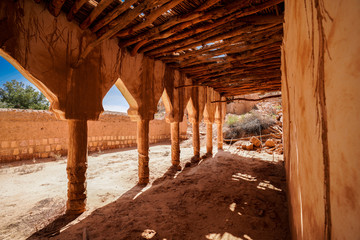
left=0, top=56, right=50, bottom=110
left=161, top=89, right=173, bottom=122
left=0, top=52, right=57, bottom=112
left=114, top=77, right=139, bottom=120
left=102, top=85, right=130, bottom=113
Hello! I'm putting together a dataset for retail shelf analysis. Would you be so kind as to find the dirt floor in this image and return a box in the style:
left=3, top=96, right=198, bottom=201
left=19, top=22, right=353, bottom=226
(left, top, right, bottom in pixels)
left=0, top=139, right=289, bottom=240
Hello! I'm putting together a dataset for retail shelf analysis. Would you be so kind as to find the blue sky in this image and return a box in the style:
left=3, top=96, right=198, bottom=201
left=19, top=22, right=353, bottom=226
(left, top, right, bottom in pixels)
left=0, top=56, right=129, bottom=112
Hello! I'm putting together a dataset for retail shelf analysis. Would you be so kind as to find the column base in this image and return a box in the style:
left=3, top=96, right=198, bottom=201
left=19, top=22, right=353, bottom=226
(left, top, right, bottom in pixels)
left=191, top=155, right=200, bottom=164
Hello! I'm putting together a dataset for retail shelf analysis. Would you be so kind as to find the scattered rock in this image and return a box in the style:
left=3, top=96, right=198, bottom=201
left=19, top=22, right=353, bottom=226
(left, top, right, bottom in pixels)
left=141, top=229, right=156, bottom=239
left=245, top=143, right=254, bottom=150
left=265, top=139, right=276, bottom=147
left=265, top=149, right=273, bottom=154
left=250, top=136, right=262, bottom=148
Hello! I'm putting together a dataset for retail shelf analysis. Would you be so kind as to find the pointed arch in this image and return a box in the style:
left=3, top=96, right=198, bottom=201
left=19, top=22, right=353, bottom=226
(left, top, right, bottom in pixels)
left=115, top=77, right=139, bottom=120
left=161, top=88, right=173, bottom=123
left=0, top=50, right=61, bottom=116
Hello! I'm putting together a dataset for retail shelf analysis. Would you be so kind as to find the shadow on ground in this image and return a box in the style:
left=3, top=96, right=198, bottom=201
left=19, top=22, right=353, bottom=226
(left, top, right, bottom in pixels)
left=31, top=151, right=290, bottom=240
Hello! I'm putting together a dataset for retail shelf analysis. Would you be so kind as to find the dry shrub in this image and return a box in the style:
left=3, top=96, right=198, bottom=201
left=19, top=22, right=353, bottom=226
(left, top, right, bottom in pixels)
left=224, top=111, right=275, bottom=139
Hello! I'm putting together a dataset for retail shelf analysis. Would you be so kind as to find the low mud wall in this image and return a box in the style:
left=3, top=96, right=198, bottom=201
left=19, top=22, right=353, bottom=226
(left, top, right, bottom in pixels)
left=0, top=109, right=187, bottom=162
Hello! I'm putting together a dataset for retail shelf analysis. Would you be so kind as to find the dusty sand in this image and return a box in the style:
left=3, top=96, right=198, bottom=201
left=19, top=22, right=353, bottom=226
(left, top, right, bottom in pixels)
left=0, top=140, right=289, bottom=240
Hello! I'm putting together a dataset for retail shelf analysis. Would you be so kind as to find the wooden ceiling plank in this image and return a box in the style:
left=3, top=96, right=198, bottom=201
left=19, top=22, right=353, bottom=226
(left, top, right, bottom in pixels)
left=146, top=25, right=255, bottom=57
left=170, top=40, right=281, bottom=67
left=91, top=0, right=139, bottom=33
left=117, top=0, right=236, bottom=47
left=116, top=0, right=188, bottom=38
left=80, top=0, right=114, bottom=30
left=74, top=0, right=159, bottom=66
left=155, top=16, right=282, bottom=61
left=137, top=0, right=283, bottom=54
left=148, top=23, right=280, bottom=58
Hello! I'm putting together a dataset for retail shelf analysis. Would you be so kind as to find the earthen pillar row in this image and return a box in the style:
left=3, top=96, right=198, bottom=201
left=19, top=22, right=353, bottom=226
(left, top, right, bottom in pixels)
left=186, top=87, right=205, bottom=162
left=170, top=121, right=180, bottom=166
left=137, top=118, right=150, bottom=185
left=216, top=122, right=223, bottom=150
left=206, top=122, right=213, bottom=155
left=215, top=96, right=226, bottom=151
left=66, top=119, right=88, bottom=214
left=192, top=120, right=200, bottom=158
left=204, top=87, right=216, bottom=156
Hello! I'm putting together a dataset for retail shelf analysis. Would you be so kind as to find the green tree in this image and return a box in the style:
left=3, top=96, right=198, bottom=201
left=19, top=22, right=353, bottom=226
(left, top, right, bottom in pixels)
left=0, top=80, right=49, bottom=110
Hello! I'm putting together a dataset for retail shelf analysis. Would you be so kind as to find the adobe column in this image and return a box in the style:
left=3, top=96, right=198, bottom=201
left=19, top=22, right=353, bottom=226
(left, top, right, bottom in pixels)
left=217, top=122, right=223, bottom=150
left=66, top=119, right=88, bottom=214
left=192, top=119, right=200, bottom=161
left=170, top=121, right=180, bottom=167
left=215, top=97, right=226, bottom=151
left=137, top=118, right=150, bottom=185
left=206, top=122, right=213, bottom=155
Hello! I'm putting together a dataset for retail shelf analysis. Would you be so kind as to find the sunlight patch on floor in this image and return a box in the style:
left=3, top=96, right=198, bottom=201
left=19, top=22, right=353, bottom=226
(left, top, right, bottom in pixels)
left=231, top=173, right=257, bottom=182
left=257, top=180, right=282, bottom=191
left=206, top=232, right=253, bottom=240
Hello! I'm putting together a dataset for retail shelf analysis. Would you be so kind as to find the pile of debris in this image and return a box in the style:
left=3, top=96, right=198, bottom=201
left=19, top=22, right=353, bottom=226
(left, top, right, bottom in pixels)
left=240, top=135, right=283, bottom=155
left=224, top=95, right=284, bottom=155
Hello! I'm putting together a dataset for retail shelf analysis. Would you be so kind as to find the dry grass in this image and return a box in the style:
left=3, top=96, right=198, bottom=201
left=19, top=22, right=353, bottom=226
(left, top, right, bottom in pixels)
left=224, top=111, right=276, bottom=139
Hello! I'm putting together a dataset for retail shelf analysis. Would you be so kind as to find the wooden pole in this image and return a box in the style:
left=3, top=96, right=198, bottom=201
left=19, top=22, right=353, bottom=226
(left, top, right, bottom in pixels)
left=206, top=123, right=213, bottom=155
left=170, top=122, right=180, bottom=166
left=137, top=119, right=150, bottom=185
left=66, top=120, right=88, bottom=214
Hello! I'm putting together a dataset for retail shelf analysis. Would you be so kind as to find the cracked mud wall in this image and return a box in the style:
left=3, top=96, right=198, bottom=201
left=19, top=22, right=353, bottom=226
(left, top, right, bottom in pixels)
left=282, top=0, right=360, bottom=239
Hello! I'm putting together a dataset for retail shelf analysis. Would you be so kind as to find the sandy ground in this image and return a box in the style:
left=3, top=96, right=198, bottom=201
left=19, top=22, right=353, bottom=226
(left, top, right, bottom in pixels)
left=0, top=139, right=289, bottom=240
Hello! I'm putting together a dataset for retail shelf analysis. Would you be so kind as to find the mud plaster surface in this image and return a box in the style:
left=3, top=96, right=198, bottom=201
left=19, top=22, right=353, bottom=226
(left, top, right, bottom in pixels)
left=0, top=142, right=289, bottom=240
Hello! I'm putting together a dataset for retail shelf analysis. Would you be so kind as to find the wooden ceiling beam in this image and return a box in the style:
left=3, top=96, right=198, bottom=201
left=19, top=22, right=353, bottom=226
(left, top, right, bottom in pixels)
left=183, top=60, right=280, bottom=79
left=215, top=80, right=281, bottom=90
left=139, top=0, right=283, bottom=55
left=116, top=0, right=227, bottom=47
left=191, top=68, right=281, bottom=85
left=156, top=20, right=282, bottom=62
left=191, top=67, right=281, bottom=83
left=146, top=23, right=280, bottom=58
left=221, top=85, right=282, bottom=96
left=74, top=0, right=160, bottom=66
left=129, top=3, right=256, bottom=54
left=120, top=0, right=283, bottom=54
left=160, top=36, right=281, bottom=70
left=80, top=0, right=114, bottom=30
left=67, top=0, right=88, bottom=21
left=115, top=0, right=188, bottom=38
left=141, top=18, right=249, bottom=55
left=217, top=81, right=281, bottom=93
left=48, top=0, right=66, bottom=17
left=91, top=0, right=139, bottom=33
left=201, top=72, right=281, bottom=85
left=169, top=41, right=281, bottom=67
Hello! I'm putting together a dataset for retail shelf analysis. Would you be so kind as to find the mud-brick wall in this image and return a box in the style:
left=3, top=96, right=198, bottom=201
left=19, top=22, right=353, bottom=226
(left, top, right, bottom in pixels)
left=0, top=109, right=187, bottom=162
left=282, top=0, right=360, bottom=239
